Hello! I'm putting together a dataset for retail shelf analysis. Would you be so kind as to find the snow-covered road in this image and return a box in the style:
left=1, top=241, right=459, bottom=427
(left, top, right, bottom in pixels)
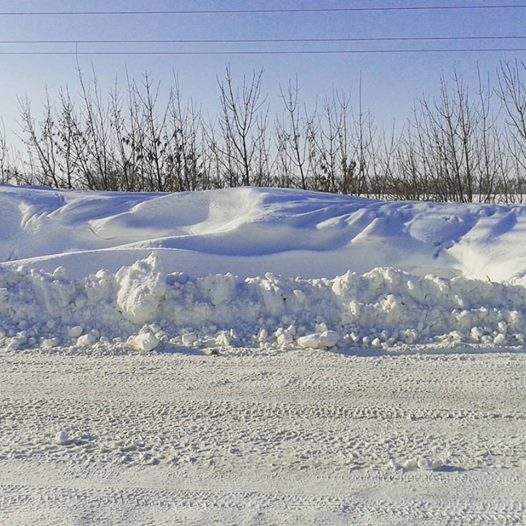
left=1, top=347, right=524, bottom=525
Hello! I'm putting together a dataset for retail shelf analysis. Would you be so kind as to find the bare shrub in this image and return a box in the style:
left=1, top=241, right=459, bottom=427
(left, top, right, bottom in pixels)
left=4, top=62, right=526, bottom=203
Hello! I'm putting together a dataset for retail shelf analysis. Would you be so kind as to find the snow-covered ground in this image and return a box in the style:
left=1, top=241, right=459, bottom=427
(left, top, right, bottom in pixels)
left=2, top=185, right=526, bottom=282
left=0, top=185, right=525, bottom=524
left=1, top=349, right=524, bottom=525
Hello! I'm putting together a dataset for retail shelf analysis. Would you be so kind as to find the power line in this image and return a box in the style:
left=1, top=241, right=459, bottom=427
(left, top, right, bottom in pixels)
left=0, top=5, right=525, bottom=15
left=0, top=36, right=525, bottom=44
left=0, top=48, right=524, bottom=56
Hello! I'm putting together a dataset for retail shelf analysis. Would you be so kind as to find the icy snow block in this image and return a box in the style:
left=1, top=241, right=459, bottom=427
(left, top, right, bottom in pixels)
left=297, top=330, right=339, bottom=349
left=128, top=332, right=160, bottom=352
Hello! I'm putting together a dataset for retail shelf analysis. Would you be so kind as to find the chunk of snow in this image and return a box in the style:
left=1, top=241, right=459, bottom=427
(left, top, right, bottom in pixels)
left=77, top=333, right=98, bottom=347
left=470, top=326, right=483, bottom=341
left=257, top=328, right=268, bottom=343
left=417, top=457, right=444, bottom=471
left=199, top=273, right=236, bottom=306
left=493, top=333, right=506, bottom=345
left=497, top=321, right=508, bottom=334
left=6, top=338, right=23, bottom=351
left=215, top=332, right=231, bottom=347
left=315, top=322, right=328, bottom=334
left=398, top=456, right=446, bottom=471
left=181, top=333, right=197, bottom=346
left=68, top=326, right=83, bottom=338
left=115, top=255, right=167, bottom=324
left=128, top=332, right=160, bottom=352
left=297, top=331, right=339, bottom=349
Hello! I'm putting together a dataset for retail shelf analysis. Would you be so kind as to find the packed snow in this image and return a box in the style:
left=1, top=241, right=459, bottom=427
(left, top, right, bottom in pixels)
left=1, top=253, right=526, bottom=354
left=2, top=350, right=524, bottom=524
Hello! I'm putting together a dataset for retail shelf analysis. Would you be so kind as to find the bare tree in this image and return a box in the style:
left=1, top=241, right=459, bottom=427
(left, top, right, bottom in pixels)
left=217, top=67, right=267, bottom=186
left=3, top=64, right=524, bottom=202
left=18, top=93, right=60, bottom=188
left=277, top=78, right=310, bottom=189
left=408, top=73, right=480, bottom=202
left=498, top=60, right=526, bottom=174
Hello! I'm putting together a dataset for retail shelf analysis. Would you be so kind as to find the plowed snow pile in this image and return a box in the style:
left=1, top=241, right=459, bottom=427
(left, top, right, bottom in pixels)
left=1, top=253, right=525, bottom=352
left=0, top=185, right=525, bottom=353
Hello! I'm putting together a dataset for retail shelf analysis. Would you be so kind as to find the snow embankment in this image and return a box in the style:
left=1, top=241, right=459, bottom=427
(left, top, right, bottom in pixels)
left=1, top=254, right=525, bottom=352
left=1, top=185, right=526, bottom=282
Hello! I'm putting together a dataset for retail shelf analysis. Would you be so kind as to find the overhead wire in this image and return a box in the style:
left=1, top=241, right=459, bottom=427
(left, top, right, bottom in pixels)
left=0, top=36, right=525, bottom=44
left=0, top=48, right=523, bottom=56
left=0, top=4, right=524, bottom=15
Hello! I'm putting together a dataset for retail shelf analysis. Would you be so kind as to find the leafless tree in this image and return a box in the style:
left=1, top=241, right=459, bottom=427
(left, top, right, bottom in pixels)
left=216, top=66, right=267, bottom=186
left=498, top=60, right=526, bottom=176
left=277, top=78, right=311, bottom=189
left=4, top=63, right=525, bottom=202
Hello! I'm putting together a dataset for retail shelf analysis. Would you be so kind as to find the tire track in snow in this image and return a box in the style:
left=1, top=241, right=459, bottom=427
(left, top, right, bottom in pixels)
left=0, top=349, right=524, bottom=524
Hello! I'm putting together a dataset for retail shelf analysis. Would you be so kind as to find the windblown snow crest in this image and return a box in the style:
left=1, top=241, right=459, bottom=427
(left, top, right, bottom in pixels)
left=1, top=254, right=525, bottom=353
left=2, top=185, right=526, bottom=282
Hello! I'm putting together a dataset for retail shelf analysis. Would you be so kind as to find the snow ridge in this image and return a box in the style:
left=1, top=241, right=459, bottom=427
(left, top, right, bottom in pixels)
left=1, top=254, right=524, bottom=352
left=2, top=185, right=526, bottom=283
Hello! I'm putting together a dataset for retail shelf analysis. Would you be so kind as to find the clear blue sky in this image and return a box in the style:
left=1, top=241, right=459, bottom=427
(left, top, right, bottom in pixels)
left=0, top=0, right=525, bottom=140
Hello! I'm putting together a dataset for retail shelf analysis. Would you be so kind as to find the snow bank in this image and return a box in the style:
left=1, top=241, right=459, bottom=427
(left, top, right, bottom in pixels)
left=2, top=185, right=526, bottom=283
left=0, top=254, right=524, bottom=352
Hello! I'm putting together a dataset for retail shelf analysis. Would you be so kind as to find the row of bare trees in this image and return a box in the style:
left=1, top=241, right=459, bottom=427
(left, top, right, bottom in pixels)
left=1, top=61, right=525, bottom=202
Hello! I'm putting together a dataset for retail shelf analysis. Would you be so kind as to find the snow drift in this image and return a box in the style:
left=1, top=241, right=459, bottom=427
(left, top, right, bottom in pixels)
left=1, top=185, right=526, bottom=283
left=0, top=254, right=524, bottom=352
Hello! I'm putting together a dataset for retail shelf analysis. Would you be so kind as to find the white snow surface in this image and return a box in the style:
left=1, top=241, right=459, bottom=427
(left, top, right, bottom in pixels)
left=1, top=184, right=526, bottom=282
left=1, top=186, right=526, bottom=524
left=2, top=350, right=524, bottom=525
left=0, top=252, right=525, bottom=352
left=1, top=185, right=526, bottom=352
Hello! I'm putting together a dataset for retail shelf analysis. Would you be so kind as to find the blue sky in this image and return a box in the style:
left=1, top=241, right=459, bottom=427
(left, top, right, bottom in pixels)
left=0, top=0, right=525, bottom=140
